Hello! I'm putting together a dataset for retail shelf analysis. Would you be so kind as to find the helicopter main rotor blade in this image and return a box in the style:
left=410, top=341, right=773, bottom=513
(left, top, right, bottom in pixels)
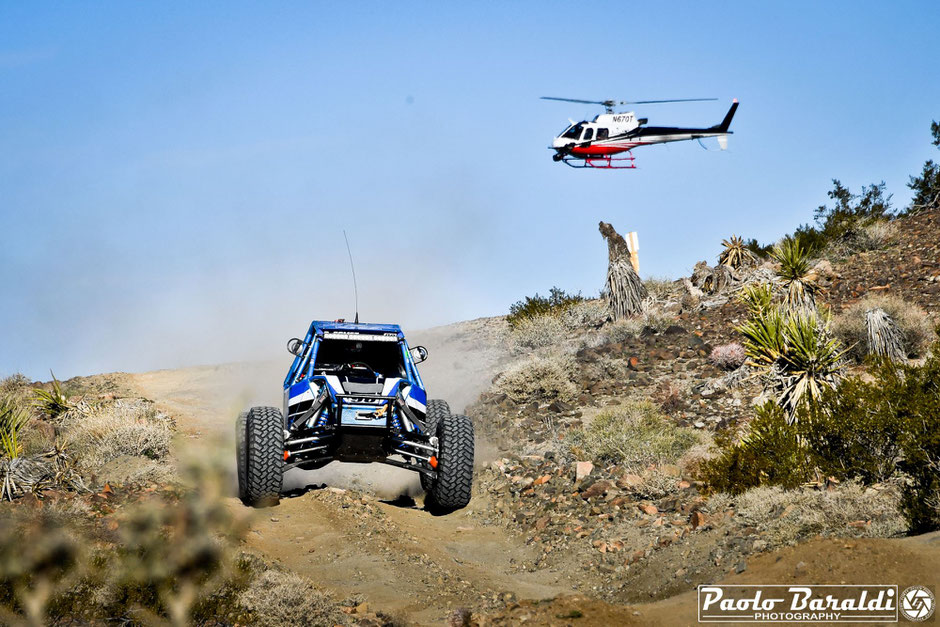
left=619, top=98, right=718, bottom=105
left=540, top=97, right=608, bottom=105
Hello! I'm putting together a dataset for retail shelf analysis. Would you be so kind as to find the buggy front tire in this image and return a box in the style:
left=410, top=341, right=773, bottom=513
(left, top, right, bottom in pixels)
left=426, top=413, right=474, bottom=512
left=235, top=411, right=248, bottom=501
left=242, top=406, right=285, bottom=507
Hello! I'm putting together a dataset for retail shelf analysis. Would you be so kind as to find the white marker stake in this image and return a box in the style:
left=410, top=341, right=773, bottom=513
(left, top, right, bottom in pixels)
left=627, top=231, right=640, bottom=274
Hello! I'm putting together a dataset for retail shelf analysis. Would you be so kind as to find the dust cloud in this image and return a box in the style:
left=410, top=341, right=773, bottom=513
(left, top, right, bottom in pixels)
left=139, top=315, right=511, bottom=499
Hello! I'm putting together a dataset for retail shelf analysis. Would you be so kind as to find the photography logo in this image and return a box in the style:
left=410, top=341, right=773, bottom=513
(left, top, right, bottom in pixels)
left=901, top=586, right=935, bottom=622
left=698, top=585, right=900, bottom=623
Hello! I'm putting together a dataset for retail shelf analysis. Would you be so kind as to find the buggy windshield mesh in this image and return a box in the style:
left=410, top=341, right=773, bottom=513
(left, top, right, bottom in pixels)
left=314, top=339, right=405, bottom=378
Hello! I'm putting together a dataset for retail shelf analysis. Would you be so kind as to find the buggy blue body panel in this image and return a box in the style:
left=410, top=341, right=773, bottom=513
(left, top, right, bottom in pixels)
left=281, top=321, right=429, bottom=440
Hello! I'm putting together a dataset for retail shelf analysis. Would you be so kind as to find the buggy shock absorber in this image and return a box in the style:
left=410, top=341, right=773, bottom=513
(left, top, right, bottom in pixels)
left=291, top=384, right=330, bottom=432
left=388, top=402, right=403, bottom=433
left=394, top=389, right=420, bottom=433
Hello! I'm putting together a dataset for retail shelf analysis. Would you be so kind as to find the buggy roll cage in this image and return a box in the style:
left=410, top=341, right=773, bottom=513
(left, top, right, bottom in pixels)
left=283, top=321, right=425, bottom=391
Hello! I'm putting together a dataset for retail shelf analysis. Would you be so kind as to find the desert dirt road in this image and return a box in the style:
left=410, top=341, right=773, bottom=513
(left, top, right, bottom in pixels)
left=128, top=319, right=578, bottom=624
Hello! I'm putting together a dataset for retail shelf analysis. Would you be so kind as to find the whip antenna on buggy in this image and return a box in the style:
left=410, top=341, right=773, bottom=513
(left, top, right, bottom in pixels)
left=343, top=229, right=359, bottom=324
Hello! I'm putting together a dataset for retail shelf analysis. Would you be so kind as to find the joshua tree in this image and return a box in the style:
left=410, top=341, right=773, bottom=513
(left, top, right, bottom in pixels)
left=599, top=221, right=647, bottom=319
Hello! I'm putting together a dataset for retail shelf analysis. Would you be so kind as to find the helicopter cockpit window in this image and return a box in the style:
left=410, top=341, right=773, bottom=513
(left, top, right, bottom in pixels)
left=597, top=128, right=609, bottom=140
left=561, top=123, right=584, bottom=139
left=582, top=128, right=594, bottom=142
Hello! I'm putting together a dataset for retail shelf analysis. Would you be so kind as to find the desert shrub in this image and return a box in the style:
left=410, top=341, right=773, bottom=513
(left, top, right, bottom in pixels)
left=0, top=374, right=31, bottom=400
left=32, top=372, right=73, bottom=419
left=709, top=343, right=747, bottom=370
left=506, top=287, right=585, bottom=328
left=733, top=482, right=906, bottom=547
left=605, top=318, right=645, bottom=343
left=642, top=306, right=675, bottom=333
left=708, top=344, right=940, bottom=530
left=66, top=400, right=173, bottom=470
left=702, top=403, right=810, bottom=494
left=623, top=467, right=683, bottom=500
left=743, top=238, right=774, bottom=259
left=493, top=354, right=577, bottom=403
left=793, top=180, right=895, bottom=255
left=906, top=120, right=940, bottom=214
left=652, top=380, right=685, bottom=415
left=832, top=294, right=935, bottom=362
left=0, top=461, right=252, bottom=625
left=17, top=423, right=56, bottom=458
left=798, top=373, right=905, bottom=484
left=643, top=277, right=678, bottom=302
left=888, top=348, right=940, bottom=532
left=859, top=220, right=895, bottom=249
left=602, top=306, right=677, bottom=345
left=238, top=569, right=348, bottom=627
left=509, top=314, right=567, bottom=350
left=560, top=299, right=609, bottom=328
left=510, top=300, right=611, bottom=350
left=0, top=509, right=83, bottom=624
left=567, top=401, right=699, bottom=467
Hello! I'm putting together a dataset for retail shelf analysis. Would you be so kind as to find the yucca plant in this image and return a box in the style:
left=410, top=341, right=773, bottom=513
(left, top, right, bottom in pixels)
left=738, top=308, right=788, bottom=370
left=775, top=313, right=848, bottom=420
left=770, top=237, right=818, bottom=313
left=737, top=282, right=775, bottom=317
left=865, top=307, right=906, bottom=362
left=0, top=396, right=31, bottom=460
left=32, top=371, right=72, bottom=418
left=737, top=310, right=847, bottom=422
left=1, top=396, right=33, bottom=501
left=718, top=235, right=757, bottom=269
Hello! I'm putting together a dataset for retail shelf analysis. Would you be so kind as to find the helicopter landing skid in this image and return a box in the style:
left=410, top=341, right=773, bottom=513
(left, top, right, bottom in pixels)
left=562, top=153, right=636, bottom=169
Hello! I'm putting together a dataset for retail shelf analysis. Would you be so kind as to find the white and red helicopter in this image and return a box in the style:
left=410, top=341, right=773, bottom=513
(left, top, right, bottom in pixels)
left=543, top=96, right=738, bottom=169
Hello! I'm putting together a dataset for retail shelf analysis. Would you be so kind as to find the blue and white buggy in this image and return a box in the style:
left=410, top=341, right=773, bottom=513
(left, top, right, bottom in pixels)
left=236, top=321, right=474, bottom=511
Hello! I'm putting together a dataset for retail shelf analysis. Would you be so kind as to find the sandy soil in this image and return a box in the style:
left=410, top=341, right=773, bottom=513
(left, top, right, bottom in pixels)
left=483, top=534, right=940, bottom=625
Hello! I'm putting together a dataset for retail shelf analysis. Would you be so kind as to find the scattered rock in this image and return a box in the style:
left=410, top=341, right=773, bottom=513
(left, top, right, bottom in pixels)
left=575, top=461, right=594, bottom=481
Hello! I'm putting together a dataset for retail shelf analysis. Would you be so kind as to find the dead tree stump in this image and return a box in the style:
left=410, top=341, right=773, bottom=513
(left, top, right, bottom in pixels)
left=599, top=221, right=647, bottom=319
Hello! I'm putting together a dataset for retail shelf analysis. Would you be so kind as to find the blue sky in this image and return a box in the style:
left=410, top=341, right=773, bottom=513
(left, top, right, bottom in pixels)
left=2, top=1, right=939, bottom=379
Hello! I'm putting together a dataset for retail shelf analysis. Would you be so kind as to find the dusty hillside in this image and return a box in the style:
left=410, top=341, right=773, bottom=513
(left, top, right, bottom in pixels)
left=4, top=208, right=938, bottom=625
left=120, top=200, right=940, bottom=624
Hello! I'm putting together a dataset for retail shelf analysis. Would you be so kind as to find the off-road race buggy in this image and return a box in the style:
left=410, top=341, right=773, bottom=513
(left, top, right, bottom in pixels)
left=236, top=320, right=474, bottom=511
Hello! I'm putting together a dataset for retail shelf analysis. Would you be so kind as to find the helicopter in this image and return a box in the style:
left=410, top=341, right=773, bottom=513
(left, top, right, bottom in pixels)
left=542, top=96, right=738, bottom=169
